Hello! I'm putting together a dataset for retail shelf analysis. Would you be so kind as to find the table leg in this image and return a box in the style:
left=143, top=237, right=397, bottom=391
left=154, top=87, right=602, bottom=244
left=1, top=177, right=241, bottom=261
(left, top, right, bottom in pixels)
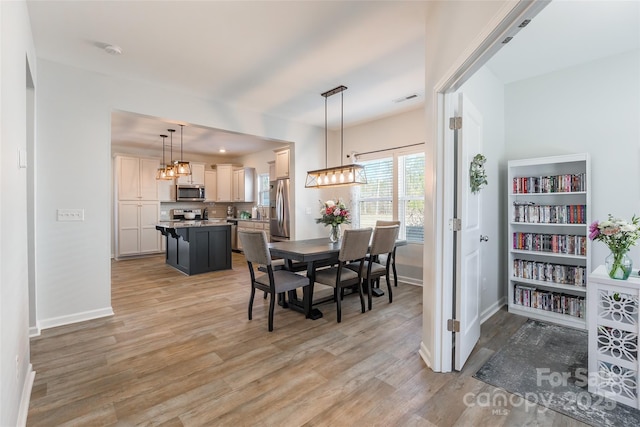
left=278, top=259, right=323, bottom=320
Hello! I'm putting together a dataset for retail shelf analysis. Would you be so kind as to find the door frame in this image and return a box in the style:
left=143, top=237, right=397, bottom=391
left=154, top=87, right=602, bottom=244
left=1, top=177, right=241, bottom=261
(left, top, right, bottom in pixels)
left=426, top=0, right=550, bottom=372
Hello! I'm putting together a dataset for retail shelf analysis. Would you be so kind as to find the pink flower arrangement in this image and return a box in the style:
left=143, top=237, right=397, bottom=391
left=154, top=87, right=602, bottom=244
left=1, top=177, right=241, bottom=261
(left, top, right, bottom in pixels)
left=589, top=214, right=640, bottom=254
left=315, top=199, right=351, bottom=227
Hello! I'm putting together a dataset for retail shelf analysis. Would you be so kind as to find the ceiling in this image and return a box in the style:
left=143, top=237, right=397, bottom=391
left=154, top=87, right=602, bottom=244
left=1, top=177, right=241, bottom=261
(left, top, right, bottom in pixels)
left=26, top=1, right=639, bottom=157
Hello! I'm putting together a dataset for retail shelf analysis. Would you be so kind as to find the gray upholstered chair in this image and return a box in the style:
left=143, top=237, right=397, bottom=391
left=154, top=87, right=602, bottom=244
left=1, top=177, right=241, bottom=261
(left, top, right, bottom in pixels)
left=311, top=228, right=373, bottom=323
left=347, top=225, right=399, bottom=310
left=375, top=220, right=401, bottom=288
left=239, top=230, right=310, bottom=331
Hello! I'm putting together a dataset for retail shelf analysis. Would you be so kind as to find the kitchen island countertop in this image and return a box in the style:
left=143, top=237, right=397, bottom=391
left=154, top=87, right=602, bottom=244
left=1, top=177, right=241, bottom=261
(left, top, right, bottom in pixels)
left=156, top=220, right=231, bottom=229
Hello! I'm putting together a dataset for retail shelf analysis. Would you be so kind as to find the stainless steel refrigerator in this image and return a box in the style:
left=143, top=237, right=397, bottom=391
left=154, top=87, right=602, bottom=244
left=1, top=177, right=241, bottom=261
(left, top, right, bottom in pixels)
left=269, top=178, right=290, bottom=241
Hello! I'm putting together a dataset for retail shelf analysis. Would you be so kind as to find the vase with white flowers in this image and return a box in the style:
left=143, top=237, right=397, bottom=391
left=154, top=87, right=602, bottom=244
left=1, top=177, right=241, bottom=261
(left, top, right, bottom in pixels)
left=589, top=214, right=640, bottom=280
left=316, top=199, right=351, bottom=242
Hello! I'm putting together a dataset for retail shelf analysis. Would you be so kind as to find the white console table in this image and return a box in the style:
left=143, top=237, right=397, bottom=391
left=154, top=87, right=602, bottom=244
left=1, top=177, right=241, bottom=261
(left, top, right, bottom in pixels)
left=588, top=265, right=640, bottom=408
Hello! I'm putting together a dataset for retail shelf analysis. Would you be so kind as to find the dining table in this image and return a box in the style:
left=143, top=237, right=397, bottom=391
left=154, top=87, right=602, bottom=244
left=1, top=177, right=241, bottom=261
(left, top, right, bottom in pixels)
left=268, top=236, right=407, bottom=320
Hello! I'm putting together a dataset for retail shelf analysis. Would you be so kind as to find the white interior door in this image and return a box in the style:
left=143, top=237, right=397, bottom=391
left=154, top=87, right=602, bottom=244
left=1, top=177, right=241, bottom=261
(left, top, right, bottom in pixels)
left=454, top=93, right=483, bottom=370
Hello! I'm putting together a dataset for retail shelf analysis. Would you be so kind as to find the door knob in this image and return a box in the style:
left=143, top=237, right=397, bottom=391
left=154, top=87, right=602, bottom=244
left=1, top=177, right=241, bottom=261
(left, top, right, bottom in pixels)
left=480, top=235, right=489, bottom=242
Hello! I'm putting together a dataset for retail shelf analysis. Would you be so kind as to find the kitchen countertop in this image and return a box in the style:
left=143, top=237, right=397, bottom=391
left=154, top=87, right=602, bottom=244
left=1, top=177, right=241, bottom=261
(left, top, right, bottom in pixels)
left=231, top=218, right=269, bottom=223
left=157, top=220, right=231, bottom=229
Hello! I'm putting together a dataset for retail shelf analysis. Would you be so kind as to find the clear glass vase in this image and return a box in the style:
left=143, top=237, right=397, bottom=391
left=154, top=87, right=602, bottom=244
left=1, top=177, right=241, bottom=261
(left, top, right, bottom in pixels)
left=605, top=251, right=633, bottom=280
left=329, top=224, right=341, bottom=243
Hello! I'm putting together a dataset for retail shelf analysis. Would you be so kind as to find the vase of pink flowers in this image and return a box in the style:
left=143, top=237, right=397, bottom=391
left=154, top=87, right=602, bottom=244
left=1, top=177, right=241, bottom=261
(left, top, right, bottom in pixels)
left=589, top=214, right=640, bottom=280
left=316, top=199, right=351, bottom=242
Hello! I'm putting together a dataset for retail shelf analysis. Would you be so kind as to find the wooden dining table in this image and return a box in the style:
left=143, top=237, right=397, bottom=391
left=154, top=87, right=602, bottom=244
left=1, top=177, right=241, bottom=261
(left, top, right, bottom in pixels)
left=268, top=237, right=406, bottom=320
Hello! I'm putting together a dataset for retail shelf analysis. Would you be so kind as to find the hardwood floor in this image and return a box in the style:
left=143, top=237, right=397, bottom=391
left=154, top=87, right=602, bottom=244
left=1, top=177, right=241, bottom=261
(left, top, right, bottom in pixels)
left=28, top=253, right=587, bottom=426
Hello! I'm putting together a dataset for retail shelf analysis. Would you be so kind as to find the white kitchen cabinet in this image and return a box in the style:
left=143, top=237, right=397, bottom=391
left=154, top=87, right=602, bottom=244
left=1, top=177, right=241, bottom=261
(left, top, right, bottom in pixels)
left=116, top=156, right=159, bottom=201
left=176, top=162, right=206, bottom=185
left=268, top=161, right=276, bottom=182
left=233, top=167, right=255, bottom=202
left=117, top=201, right=161, bottom=257
left=236, top=220, right=270, bottom=251
left=157, top=179, right=175, bottom=202
left=275, top=148, right=290, bottom=179
left=204, top=170, right=217, bottom=202
left=215, top=164, right=233, bottom=202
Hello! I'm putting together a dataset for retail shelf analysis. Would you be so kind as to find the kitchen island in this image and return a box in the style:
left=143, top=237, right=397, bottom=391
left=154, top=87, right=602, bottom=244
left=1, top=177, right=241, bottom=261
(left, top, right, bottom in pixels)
left=156, top=220, right=232, bottom=275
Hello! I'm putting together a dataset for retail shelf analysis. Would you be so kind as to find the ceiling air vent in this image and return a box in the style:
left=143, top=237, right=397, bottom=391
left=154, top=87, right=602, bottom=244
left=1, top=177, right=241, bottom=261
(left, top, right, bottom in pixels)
left=519, top=19, right=531, bottom=28
left=393, top=94, right=419, bottom=103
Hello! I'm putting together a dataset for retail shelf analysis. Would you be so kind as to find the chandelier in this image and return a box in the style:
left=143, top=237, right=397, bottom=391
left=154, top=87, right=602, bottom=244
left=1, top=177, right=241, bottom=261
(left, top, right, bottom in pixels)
left=305, top=85, right=367, bottom=188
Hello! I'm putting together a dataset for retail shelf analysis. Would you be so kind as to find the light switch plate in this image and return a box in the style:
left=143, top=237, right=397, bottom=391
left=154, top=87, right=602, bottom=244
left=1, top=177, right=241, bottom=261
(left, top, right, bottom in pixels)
left=57, top=209, right=84, bottom=221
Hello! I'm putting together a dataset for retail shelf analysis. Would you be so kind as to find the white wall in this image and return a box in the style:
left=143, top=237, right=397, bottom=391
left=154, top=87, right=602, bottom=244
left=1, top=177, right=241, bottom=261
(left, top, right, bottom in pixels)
left=459, top=66, right=506, bottom=320
left=34, top=59, right=324, bottom=330
left=505, top=49, right=640, bottom=267
left=422, top=0, right=517, bottom=372
left=1, top=1, right=37, bottom=425
left=341, top=107, right=426, bottom=284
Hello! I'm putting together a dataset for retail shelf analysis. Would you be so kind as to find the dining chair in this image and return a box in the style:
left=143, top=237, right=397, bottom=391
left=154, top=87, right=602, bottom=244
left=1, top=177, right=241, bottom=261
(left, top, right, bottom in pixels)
left=347, top=225, right=399, bottom=310
left=375, top=220, right=401, bottom=288
left=239, top=230, right=310, bottom=331
left=311, top=228, right=373, bottom=323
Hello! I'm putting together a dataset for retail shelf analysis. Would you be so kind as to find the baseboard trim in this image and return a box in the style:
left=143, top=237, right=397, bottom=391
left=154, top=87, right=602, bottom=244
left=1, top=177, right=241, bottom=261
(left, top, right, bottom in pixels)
left=382, top=275, right=423, bottom=287
left=17, top=364, right=35, bottom=427
left=38, top=307, right=114, bottom=330
left=28, top=324, right=41, bottom=338
left=419, top=341, right=432, bottom=369
left=480, top=297, right=506, bottom=325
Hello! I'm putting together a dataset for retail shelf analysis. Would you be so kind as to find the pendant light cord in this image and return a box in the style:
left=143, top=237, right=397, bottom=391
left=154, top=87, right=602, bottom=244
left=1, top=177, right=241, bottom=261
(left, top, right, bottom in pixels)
left=180, top=124, right=184, bottom=160
left=325, top=95, right=328, bottom=169
left=340, top=90, right=344, bottom=167
left=161, top=135, right=167, bottom=165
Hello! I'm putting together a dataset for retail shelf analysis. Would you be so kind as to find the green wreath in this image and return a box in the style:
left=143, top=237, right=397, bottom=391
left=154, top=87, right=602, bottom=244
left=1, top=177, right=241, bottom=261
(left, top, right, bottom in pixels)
left=469, top=153, right=487, bottom=194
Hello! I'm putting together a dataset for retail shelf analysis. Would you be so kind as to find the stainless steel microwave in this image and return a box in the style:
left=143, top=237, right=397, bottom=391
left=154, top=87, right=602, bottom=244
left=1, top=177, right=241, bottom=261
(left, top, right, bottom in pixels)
left=176, top=184, right=205, bottom=201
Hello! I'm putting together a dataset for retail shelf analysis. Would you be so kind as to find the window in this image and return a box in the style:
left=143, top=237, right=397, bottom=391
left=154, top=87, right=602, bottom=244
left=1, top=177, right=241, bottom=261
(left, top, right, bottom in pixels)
left=354, top=149, right=424, bottom=243
left=257, top=173, right=270, bottom=206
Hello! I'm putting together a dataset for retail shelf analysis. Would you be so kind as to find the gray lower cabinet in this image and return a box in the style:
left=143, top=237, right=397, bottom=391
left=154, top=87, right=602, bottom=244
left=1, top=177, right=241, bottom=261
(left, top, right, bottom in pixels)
left=158, top=224, right=232, bottom=275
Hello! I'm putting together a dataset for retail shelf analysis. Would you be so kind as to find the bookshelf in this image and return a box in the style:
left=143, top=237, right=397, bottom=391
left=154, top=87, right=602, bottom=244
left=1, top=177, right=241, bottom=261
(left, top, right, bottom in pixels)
left=507, top=153, right=591, bottom=330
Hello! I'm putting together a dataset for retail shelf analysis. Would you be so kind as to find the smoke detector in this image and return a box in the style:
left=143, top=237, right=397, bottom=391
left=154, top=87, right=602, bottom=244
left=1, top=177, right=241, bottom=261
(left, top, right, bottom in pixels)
left=104, top=44, right=123, bottom=55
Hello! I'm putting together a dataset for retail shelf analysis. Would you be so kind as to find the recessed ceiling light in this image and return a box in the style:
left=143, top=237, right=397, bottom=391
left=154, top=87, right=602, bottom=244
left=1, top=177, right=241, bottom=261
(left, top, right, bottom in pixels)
left=104, top=44, right=123, bottom=55
left=219, top=148, right=226, bottom=153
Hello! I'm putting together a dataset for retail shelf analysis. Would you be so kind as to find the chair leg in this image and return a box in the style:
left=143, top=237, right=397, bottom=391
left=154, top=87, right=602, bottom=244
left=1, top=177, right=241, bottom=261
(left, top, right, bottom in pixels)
left=392, top=260, right=398, bottom=287
left=248, top=286, right=256, bottom=320
left=268, top=292, right=276, bottom=332
left=263, top=291, right=268, bottom=299
left=357, top=281, right=365, bottom=314
left=366, top=278, right=373, bottom=311
left=386, top=272, right=393, bottom=303
left=336, top=288, right=342, bottom=323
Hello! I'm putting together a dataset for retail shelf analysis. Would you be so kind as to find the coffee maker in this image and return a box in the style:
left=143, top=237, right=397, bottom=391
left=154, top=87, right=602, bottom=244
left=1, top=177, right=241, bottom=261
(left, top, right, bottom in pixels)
left=226, top=206, right=236, bottom=218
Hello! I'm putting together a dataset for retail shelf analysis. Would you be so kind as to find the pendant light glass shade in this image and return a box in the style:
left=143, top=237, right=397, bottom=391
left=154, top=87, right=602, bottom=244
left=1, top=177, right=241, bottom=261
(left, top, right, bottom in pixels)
left=174, top=124, right=191, bottom=176
left=305, top=85, right=367, bottom=188
left=164, top=129, right=177, bottom=178
left=156, top=134, right=174, bottom=180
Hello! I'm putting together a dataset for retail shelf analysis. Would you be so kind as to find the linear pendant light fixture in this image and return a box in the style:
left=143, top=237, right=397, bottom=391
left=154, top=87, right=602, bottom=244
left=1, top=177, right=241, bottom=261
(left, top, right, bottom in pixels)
left=305, top=85, right=367, bottom=188
left=164, top=129, right=177, bottom=178
left=155, top=134, right=173, bottom=180
left=174, top=124, right=191, bottom=176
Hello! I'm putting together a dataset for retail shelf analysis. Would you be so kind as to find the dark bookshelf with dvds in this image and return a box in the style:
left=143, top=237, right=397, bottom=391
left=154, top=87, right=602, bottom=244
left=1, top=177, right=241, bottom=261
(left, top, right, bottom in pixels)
left=507, top=153, right=590, bottom=330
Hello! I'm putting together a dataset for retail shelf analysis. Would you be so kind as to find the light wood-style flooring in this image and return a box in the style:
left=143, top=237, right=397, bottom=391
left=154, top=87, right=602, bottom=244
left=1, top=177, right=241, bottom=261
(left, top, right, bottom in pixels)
left=27, top=253, right=587, bottom=426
